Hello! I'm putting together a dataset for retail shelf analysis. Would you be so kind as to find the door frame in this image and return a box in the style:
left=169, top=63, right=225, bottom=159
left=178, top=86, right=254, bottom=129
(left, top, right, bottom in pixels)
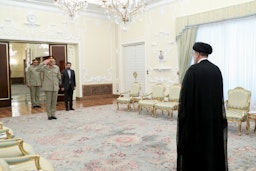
left=0, top=40, right=75, bottom=108
left=0, top=42, right=11, bottom=107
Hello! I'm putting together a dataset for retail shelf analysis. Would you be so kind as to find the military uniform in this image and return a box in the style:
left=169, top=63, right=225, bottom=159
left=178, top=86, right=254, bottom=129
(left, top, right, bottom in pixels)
left=37, top=63, right=61, bottom=118
left=26, top=65, right=41, bottom=107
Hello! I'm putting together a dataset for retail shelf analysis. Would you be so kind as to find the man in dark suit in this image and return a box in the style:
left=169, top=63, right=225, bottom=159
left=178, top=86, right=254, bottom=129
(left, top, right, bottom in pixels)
left=176, top=42, right=228, bottom=171
left=61, top=62, right=76, bottom=111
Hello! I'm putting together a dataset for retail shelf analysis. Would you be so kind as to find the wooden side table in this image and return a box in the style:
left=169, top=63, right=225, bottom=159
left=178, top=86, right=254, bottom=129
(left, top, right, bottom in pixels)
left=246, top=111, right=256, bottom=134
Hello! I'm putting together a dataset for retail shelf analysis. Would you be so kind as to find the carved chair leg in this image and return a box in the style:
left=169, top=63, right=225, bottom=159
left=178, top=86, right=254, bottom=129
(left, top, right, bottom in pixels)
left=151, top=107, right=154, bottom=117
left=238, top=121, right=242, bottom=136
left=132, top=102, right=135, bottom=112
left=169, top=110, right=173, bottom=121
left=138, top=105, right=141, bottom=114
left=254, top=120, right=256, bottom=132
left=117, top=103, right=119, bottom=110
left=153, top=108, right=157, bottom=117
left=246, top=117, right=250, bottom=134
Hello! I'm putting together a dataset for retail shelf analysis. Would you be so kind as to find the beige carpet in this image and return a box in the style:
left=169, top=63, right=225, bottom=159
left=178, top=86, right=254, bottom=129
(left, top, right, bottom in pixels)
left=1, top=104, right=256, bottom=171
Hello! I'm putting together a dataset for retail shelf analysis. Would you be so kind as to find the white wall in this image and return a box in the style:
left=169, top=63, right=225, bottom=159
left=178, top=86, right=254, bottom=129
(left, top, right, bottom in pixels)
left=0, top=0, right=253, bottom=97
left=117, top=0, right=253, bottom=93
left=0, top=2, right=114, bottom=97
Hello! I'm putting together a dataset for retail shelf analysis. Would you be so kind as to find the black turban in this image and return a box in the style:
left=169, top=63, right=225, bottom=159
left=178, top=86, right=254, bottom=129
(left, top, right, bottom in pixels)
left=193, top=42, right=212, bottom=54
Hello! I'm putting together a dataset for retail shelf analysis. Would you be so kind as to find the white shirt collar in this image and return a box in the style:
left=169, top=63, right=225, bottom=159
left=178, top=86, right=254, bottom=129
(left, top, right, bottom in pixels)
left=197, top=58, right=208, bottom=63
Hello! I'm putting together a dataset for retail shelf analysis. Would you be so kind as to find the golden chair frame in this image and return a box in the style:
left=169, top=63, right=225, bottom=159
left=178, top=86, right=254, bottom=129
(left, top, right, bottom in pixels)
left=138, top=83, right=166, bottom=116
left=116, top=82, right=141, bottom=111
left=0, top=122, right=15, bottom=139
left=0, top=138, right=34, bottom=158
left=226, top=87, right=251, bottom=136
left=153, top=83, right=181, bottom=120
left=0, top=155, right=54, bottom=171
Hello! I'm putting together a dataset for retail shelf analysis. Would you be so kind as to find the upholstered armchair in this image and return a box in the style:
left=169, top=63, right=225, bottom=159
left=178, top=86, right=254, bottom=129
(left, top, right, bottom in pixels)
left=0, top=122, right=15, bottom=139
left=226, top=87, right=251, bottom=135
left=153, top=83, right=181, bottom=120
left=138, top=83, right=166, bottom=116
left=0, top=129, right=13, bottom=140
left=116, top=82, right=141, bottom=111
left=0, top=155, right=54, bottom=171
left=0, top=138, right=34, bottom=158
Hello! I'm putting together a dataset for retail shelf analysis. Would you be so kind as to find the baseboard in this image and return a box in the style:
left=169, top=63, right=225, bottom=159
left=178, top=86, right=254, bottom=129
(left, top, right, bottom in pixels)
left=76, top=94, right=118, bottom=100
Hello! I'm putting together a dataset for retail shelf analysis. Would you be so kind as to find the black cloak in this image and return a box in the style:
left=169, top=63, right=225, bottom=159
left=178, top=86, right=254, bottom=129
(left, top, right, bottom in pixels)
left=177, top=60, right=228, bottom=171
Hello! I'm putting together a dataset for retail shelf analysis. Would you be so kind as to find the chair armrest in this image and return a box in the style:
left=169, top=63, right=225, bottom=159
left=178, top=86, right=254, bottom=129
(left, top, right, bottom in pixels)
left=0, top=138, right=22, bottom=142
left=0, top=129, right=12, bottom=139
left=0, top=129, right=6, bottom=133
left=0, top=139, right=29, bottom=155
left=119, top=91, right=130, bottom=97
left=142, top=92, right=152, bottom=99
left=4, top=155, right=42, bottom=170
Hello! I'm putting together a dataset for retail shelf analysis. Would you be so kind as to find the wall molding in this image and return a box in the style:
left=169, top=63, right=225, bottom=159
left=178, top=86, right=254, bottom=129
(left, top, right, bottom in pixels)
left=82, top=67, right=112, bottom=83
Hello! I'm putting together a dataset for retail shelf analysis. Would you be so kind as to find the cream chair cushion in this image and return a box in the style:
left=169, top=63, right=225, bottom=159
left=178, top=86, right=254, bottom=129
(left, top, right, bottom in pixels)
left=0, top=155, right=54, bottom=171
left=0, top=139, right=34, bottom=158
left=226, top=109, right=247, bottom=121
left=0, top=158, right=10, bottom=171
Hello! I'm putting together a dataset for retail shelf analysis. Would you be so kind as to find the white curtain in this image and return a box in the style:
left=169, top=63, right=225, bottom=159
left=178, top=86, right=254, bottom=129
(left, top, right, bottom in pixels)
left=195, top=15, right=256, bottom=110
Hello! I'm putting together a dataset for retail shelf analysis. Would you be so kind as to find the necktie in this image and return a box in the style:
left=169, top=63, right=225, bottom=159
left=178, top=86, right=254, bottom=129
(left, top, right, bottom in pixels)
left=67, top=70, right=71, bottom=78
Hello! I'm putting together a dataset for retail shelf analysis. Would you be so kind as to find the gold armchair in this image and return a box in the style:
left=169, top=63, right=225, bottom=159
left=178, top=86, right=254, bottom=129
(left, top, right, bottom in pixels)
left=153, top=83, right=181, bottom=120
left=0, top=122, right=15, bottom=139
left=0, top=138, right=34, bottom=158
left=0, top=129, right=13, bottom=140
left=116, top=82, right=141, bottom=111
left=138, top=83, right=166, bottom=116
left=0, top=155, right=54, bottom=171
left=226, top=87, right=251, bottom=135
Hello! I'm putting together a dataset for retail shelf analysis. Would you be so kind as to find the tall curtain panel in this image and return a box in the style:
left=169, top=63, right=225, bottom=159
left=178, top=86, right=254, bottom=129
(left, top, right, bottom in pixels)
left=177, top=26, right=198, bottom=83
left=196, top=15, right=256, bottom=110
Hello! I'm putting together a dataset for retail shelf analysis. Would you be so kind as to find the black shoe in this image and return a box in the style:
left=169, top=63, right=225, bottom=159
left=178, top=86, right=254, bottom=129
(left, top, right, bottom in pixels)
left=70, top=108, right=75, bottom=110
left=32, top=106, right=37, bottom=108
left=66, top=108, right=69, bottom=111
left=51, top=116, right=57, bottom=119
left=48, top=117, right=52, bottom=120
left=36, top=105, right=41, bottom=108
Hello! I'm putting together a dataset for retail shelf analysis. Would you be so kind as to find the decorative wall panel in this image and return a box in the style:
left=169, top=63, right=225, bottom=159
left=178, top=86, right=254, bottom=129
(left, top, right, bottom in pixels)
left=82, top=84, right=113, bottom=99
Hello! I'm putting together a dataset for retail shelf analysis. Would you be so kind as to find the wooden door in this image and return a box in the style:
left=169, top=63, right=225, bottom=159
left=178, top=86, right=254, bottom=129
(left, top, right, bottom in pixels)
left=0, top=43, right=11, bottom=107
left=49, top=44, right=67, bottom=101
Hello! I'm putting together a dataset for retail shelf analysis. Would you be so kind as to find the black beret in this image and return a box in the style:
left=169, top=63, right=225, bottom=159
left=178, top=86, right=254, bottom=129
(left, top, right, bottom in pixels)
left=193, top=42, right=212, bottom=54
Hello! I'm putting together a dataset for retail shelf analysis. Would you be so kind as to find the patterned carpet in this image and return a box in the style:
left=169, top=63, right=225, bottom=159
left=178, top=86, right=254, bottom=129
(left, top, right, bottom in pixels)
left=1, top=104, right=256, bottom=171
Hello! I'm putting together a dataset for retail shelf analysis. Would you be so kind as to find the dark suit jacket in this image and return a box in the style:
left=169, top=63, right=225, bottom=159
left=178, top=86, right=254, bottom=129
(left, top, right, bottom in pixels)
left=61, top=69, right=76, bottom=90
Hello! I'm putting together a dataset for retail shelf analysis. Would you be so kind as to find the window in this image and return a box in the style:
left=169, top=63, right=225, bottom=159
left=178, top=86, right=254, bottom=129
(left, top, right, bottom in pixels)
left=196, top=15, right=256, bottom=110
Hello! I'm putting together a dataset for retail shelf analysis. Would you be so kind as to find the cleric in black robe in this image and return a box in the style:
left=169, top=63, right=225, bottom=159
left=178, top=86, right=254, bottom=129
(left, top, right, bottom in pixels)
left=176, top=42, right=228, bottom=171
